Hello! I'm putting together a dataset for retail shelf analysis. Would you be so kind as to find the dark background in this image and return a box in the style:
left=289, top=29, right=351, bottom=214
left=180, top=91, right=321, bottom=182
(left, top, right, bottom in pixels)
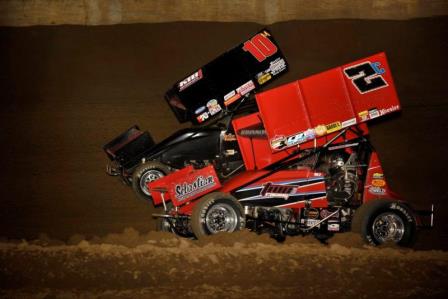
left=1, top=18, right=447, bottom=247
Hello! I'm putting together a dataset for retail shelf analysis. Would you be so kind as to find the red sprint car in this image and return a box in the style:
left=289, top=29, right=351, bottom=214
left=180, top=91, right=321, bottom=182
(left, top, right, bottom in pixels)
left=149, top=53, right=433, bottom=246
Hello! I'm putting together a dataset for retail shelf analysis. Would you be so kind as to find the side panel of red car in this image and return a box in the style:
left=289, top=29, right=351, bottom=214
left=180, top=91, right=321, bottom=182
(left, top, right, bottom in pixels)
left=363, top=152, right=401, bottom=202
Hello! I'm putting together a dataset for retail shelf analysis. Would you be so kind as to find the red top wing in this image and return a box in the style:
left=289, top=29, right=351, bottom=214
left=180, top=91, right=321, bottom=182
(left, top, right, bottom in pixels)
left=256, top=52, right=400, bottom=151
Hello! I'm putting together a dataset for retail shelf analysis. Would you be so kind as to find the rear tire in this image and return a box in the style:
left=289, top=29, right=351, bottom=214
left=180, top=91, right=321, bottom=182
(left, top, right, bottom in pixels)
left=352, top=199, right=416, bottom=247
left=132, top=161, right=170, bottom=201
left=191, top=192, right=245, bottom=239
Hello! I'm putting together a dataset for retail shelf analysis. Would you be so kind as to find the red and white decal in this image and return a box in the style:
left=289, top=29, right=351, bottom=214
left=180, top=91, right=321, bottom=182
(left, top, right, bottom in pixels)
left=243, top=31, right=278, bottom=62
left=237, top=80, right=255, bottom=96
left=178, top=69, right=203, bottom=91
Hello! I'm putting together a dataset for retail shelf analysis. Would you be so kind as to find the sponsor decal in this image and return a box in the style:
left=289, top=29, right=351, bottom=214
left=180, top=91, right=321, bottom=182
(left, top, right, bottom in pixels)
left=236, top=80, right=256, bottom=96
left=286, top=132, right=306, bottom=147
left=269, top=58, right=287, bottom=75
left=224, top=91, right=241, bottom=107
left=372, top=173, right=384, bottom=179
left=256, top=72, right=272, bottom=85
left=304, top=219, right=320, bottom=227
left=315, top=125, right=327, bottom=136
left=380, top=105, right=400, bottom=116
left=260, top=182, right=298, bottom=200
left=224, top=90, right=236, bottom=101
left=390, top=203, right=414, bottom=222
left=320, top=209, right=340, bottom=219
left=175, top=175, right=216, bottom=201
left=368, top=108, right=380, bottom=119
left=372, top=179, right=386, bottom=187
left=325, top=121, right=342, bottom=134
left=304, top=128, right=316, bottom=140
left=196, top=112, right=209, bottom=123
left=328, top=223, right=340, bottom=232
left=207, top=99, right=222, bottom=116
left=270, top=135, right=287, bottom=150
left=358, top=110, right=369, bottom=122
left=305, top=208, right=319, bottom=219
left=194, top=106, right=206, bottom=115
left=271, top=126, right=327, bottom=150
left=368, top=186, right=386, bottom=195
left=341, top=118, right=357, bottom=128
left=178, top=69, right=203, bottom=91
left=223, top=133, right=237, bottom=141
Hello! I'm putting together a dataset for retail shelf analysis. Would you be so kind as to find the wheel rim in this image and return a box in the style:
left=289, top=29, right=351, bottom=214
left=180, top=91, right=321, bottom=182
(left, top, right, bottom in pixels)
left=140, top=169, right=164, bottom=196
left=205, top=203, right=238, bottom=234
left=372, top=212, right=405, bottom=243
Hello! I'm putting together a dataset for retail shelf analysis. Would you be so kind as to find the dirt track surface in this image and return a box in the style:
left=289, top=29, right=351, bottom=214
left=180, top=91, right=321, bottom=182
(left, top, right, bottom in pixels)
left=1, top=17, right=448, bottom=298
left=1, top=230, right=448, bottom=299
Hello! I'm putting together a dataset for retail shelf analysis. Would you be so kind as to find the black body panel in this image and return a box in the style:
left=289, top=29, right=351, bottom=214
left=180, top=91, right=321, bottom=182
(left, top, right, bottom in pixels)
left=165, top=29, right=288, bottom=124
left=117, top=127, right=222, bottom=171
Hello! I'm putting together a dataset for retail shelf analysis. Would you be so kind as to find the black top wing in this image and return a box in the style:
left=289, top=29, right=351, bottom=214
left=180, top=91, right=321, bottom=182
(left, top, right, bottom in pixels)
left=165, top=29, right=288, bottom=124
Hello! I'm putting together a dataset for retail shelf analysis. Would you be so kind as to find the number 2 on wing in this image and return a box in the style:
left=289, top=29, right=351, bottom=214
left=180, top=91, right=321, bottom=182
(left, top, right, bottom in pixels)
left=243, top=33, right=278, bottom=62
left=344, top=62, right=388, bottom=94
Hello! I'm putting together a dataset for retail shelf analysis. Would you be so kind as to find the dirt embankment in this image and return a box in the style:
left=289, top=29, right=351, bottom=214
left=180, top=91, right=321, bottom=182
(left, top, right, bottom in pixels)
left=1, top=229, right=447, bottom=299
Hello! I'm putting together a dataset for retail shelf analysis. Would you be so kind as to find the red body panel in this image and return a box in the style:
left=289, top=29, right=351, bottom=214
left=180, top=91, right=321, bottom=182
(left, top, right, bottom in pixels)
left=233, top=112, right=370, bottom=170
left=363, top=152, right=400, bottom=202
left=256, top=52, right=400, bottom=151
left=148, top=165, right=221, bottom=207
left=232, top=113, right=294, bottom=170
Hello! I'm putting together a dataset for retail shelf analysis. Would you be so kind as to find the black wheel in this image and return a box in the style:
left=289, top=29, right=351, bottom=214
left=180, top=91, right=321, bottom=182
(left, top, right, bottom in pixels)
left=132, top=161, right=170, bottom=201
left=352, top=199, right=416, bottom=247
left=191, top=192, right=245, bottom=239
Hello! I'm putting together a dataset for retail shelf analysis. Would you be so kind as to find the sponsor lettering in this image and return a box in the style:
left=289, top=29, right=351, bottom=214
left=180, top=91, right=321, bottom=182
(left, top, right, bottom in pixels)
left=328, top=223, right=340, bottom=232
left=380, top=105, right=400, bottom=116
left=304, top=128, right=316, bottom=140
left=368, top=186, right=386, bottom=195
left=260, top=182, right=298, bottom=200
left=286, top=132, right=306, bottom=147
left=358, top=110, right=369, bottom=122
left=257, top=72, right=272, bottom=85
left=372, top=173, right=384, bottom=179
left=269, top=58, right=287, bottom=75
left=179, top=69, right=203, bottom=91
left=195, top=106, right=206, bottom=115
left=341, top=118, right=357, bottom=128
left=270, top=135, right=286, bottom=150
left=369, top=108, right=380, bottom=119
left=207, top=99, right=222, bottom=116
left=315, top=125, right=327, bottom=136
left=325, top=121, right=342, bottom=134
left=196, top=112, right=209, bottom=123
left=175, top=175, right=216, bottom=201
left=390, top=203, right=414, bottom=222
left=224, top=90, right=236, bottom=101
left=372, top=179, right=386, bottom=187
left=236, top=80, right=256, bottom=96
left=224, top=93, right=241, bottom=107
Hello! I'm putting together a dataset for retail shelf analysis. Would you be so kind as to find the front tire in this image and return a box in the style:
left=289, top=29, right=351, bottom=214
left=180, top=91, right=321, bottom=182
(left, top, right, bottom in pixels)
left=132, top=161, right=170, bottom=201
left=352, top=199, right=416, bottom=247
left=191, top=192, right=245, bottom=239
